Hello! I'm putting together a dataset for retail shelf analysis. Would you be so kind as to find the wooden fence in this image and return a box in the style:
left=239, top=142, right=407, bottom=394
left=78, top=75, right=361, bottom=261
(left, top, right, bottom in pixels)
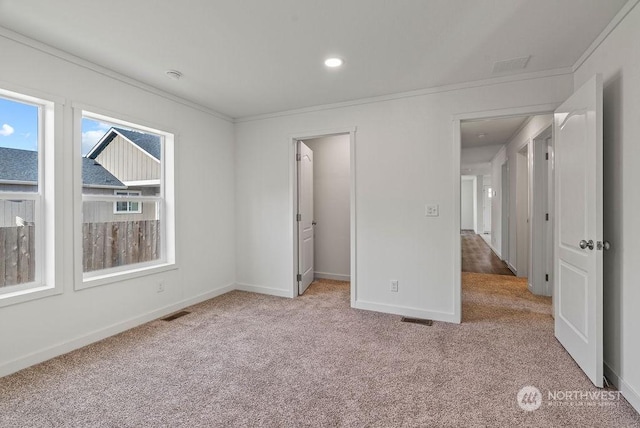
left=83, top=220, right=160, bottom=272
left=0, top=220, right=160, bottom=287
left=0, top=225, right=35, bottom=287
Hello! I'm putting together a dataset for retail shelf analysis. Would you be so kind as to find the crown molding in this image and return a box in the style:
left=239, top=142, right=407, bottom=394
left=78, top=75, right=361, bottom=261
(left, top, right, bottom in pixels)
left=572, top=0, right=640, bottom=73
left=235, top=67, right=573, bottom=123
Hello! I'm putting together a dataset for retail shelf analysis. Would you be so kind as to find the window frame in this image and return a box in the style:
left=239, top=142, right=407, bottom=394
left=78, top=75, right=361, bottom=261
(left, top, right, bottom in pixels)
left=113, top=190, right=142, bottom=214
left=0, top=86, right=63, bottom=308
left=73, top=106, right=176, bottom=290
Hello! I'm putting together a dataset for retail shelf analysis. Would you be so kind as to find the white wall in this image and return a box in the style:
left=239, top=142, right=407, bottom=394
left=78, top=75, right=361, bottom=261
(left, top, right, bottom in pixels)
left=0, top=32, right=236, bottom=375
left=460, top=177, right=475, bottom=230
left=494, top=115, right=553, bottom=272
left=304, top=135, right=350, bottom=281
left=490, top=146, right=507, bottom=257
left=235, top=73, right=572, bottom=322
left=482, top=175, right=492, bottom=234
left=573, top=1, right=640, bottom=412
left=475, top=175, right=483, bottom=234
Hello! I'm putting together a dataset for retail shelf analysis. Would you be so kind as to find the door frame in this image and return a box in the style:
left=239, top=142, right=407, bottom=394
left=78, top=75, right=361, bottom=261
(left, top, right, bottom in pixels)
left=529, top=125, right=553, bottom=296
left=289, top=127, right=357, bottom=306
left=452, top=103, right=559, bottom=323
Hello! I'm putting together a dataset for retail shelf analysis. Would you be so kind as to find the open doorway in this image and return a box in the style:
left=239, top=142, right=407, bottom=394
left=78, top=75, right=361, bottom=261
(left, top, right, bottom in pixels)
left=291, top=130, right=355, bottom=303
left=459, top=113, right=554, bottom=320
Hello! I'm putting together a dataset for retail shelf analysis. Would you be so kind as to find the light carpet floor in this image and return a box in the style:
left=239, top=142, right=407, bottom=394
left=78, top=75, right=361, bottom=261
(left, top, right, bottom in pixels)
left=1, top=275, right=639, bottom=427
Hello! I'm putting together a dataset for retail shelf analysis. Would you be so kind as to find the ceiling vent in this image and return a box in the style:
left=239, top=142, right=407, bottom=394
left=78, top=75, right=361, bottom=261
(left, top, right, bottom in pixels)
left=492, top=56, right=531, bottom=74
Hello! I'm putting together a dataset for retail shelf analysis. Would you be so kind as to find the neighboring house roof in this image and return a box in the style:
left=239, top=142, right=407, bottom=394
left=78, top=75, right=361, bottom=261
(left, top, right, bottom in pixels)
left=87, top=127, right=161, bottom=161
left=0, top=146, right=37, bottom=183
left=81, top=158, right=126, bottom=188
left=0, top=146, right=125, bottom=188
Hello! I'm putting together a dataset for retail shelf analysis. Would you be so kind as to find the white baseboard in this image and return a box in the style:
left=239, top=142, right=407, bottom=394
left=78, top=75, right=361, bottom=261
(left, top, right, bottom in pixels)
left=354, top=299, right=458, bottom=323
left=314, top=272, right=350, bottom=282
left=507, top=262, right=517, bottom=275
left=235, top=283, right=293, bottom=298
left=0, top=283, right=235, bottom=378
left=605, top=362, right=640, bottom=414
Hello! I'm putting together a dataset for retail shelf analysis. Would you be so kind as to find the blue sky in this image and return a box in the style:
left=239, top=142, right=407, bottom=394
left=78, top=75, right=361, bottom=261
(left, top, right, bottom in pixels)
left=0, top=97, right=38, bottom=151
left=0, top=96, right=112, bottom=155
left=81, top=118, right=111, bottom=155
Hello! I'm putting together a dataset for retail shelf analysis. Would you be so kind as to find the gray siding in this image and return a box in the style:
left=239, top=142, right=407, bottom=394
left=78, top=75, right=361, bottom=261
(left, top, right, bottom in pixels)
left=95, top=135, right=160, bottom=183
left=0, top=183, right=36, bottom=227
left=82, top=186, right=160, bottom=223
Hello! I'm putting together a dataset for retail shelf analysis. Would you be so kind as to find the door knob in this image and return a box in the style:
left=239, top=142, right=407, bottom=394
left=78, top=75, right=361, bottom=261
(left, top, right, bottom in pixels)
left=579, top=239, right=594, bottom=250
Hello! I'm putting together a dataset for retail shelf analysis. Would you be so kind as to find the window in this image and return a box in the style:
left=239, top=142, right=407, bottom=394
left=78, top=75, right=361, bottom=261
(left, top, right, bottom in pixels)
left=77, top=110, right=175, bottom=287
left=114, top=190, right=142, bottom=214
left=0, top=88, right=57, bottom=305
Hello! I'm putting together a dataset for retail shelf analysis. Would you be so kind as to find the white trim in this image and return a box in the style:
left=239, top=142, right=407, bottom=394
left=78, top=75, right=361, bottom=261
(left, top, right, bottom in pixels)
left=0, top=282, right=235, bottom=378
left=354, top=300, right=457, bottom=323
left=73, top=108, right=176, bottom=291
left=289, top=127, right=357, bottom=306
left=235, top=283, right=293, bottom=299
left=237, top=68, right=573, bottom=123
left=80, top=263, right=178, bottom=290
left=604, top=362, right=640, bottom=414
left=572, top=0, right=640, bottom=73
left=314, top=272, right=350, bottom=282
left=122, top=179, right=161, bottom=187
left=0, top=88, right=62, bottom=307
left=0, top=27, right=232, bottom=122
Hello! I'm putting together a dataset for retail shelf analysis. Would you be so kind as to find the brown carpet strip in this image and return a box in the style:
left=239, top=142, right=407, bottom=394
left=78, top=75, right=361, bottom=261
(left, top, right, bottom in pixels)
left=0, top=277, right=638, bottom=427
left=462, top=230, right=514, bottom=276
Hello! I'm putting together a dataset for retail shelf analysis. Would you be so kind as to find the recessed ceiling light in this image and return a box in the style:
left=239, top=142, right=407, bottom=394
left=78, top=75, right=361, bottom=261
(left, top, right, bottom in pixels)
left=324, top=58, right=343, bottom=68
left=166, top=70, right=183, bottom=80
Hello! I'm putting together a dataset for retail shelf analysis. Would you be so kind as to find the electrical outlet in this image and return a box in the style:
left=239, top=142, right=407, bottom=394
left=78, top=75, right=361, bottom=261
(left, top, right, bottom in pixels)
left=390, top=280, right=398, bottom=292
left=157, top=282, right=165, bottom=293
left=425, top=204, right=439, bottom=217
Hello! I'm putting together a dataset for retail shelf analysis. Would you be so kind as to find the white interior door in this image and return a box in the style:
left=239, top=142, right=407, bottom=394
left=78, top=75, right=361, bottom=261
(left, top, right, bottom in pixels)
left=297, top=141, right=314, bottom=295
left=554, top=74, right=603, bottom=387
left=483, top=185, right=492, bottom=233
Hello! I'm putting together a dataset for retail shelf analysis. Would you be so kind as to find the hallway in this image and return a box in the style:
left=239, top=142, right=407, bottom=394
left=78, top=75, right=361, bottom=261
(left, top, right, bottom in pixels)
left=461, top=230, right=513, bottom=276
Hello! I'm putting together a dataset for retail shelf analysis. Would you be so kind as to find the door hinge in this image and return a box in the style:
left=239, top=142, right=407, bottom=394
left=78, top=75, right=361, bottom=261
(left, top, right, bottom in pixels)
left=297, top=274, right=302, bottom=282
left=296, top=213, right=301, bottom=221
left=545, top=152, right=549, bottom=160
left=545, top=274, right=549, bottom=282
left=296, top=153, right=301, bottom=161
left=545, top=213, right=549, bottom=221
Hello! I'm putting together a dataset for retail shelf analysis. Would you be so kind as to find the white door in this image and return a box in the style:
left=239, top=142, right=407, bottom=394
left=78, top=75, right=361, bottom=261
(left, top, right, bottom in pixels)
left=483, top=185, right=492, bottom=233
left=554, top=74, right=603, bottom=387
left=297, top=141, right=314, bottom=295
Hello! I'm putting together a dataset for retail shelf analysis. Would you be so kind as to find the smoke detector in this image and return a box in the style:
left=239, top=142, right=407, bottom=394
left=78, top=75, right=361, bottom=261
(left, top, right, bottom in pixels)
left=165, top=70, right=183, bottom=80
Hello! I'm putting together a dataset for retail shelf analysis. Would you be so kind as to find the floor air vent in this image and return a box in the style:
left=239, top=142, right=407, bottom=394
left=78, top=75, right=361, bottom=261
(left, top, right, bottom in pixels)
left=401, top=317, right=433, bottom=326
left=162, top=311, right=191, bottom=321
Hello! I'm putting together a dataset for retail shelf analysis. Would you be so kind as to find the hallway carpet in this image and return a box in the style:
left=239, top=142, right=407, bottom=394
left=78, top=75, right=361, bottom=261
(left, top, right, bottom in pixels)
left=462, top=230, right=514, bottom=276
left=1, top=277, right=638, bottom=427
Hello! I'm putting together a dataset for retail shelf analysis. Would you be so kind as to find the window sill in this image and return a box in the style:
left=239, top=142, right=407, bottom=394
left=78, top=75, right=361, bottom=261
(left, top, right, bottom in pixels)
left=0, top=283, right=62, bottom=308
left=78, top=262, right=178, bottom=290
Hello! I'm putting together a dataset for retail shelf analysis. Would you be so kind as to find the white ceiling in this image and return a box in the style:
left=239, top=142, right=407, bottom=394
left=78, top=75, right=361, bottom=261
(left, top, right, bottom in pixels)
left=0, top=0, right=628, bottom=118
left=461, top=116, right=529, bottom=149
